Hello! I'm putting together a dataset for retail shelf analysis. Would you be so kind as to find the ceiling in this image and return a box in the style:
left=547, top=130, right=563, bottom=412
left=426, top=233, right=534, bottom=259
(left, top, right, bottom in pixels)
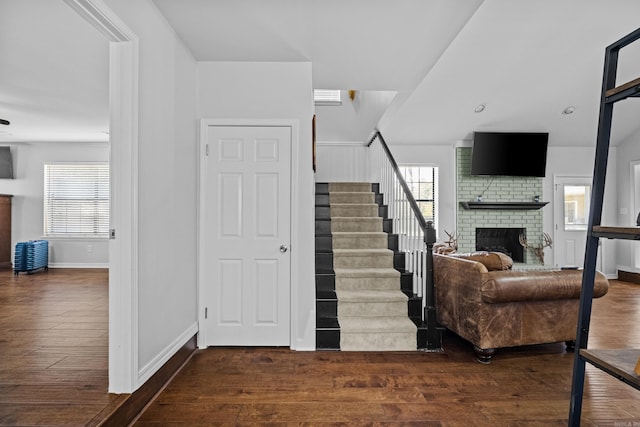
left=3, top=0, right=640, bottom=147
left=0, top=0, right=109, bottom=143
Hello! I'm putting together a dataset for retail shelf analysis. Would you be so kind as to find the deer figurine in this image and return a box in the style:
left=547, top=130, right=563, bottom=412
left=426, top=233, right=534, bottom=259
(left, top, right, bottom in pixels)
left=519, top=232, right=553, bottom=264
left=443, top=230, right=459, bottom=252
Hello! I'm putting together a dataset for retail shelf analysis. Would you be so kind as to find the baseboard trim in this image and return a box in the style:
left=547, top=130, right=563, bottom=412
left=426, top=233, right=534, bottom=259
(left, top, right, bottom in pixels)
left=88, top=334, right=197, bottom=427
left=617, top=270, right=640, bottom=284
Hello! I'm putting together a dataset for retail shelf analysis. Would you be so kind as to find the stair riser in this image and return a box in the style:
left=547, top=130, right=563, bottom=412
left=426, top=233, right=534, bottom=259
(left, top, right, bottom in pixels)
left=340, top=333, right=416, bottom=352
left=338, top=302, right=408, bottom=317
left=335, top=277, right=399, bottom=291
left=328, top=182, right=372, bottom=193
left=315, top=235, right=332, bottom=252
left=315, top=207, right=388, bottom=220
left=316, top=329, right=340, bottom=350
left=315, top=182, right=380, bottom=195
left=329, top=193, right=375, bottom=204
left=333, top=254, right=393, bottom=269
left=331, top=219, right=382, bottom=233
left=315, top=253, right=333, bottom=271
left=332, top=235, right=388, bottom=250
left=316, top=274, right=335, bottom=291
left=316, top=220, right=331, bottom=234
left=317, top=300, right=337, bottom=318
left=330, top=205, right=379, bottom=218
left=315, top=194, right=330, bottom=205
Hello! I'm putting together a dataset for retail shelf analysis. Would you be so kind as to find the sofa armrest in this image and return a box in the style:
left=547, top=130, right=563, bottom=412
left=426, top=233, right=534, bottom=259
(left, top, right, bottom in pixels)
left=434, top=253, right=488, bottom=304
left=481, top=270, right=609, bottom=303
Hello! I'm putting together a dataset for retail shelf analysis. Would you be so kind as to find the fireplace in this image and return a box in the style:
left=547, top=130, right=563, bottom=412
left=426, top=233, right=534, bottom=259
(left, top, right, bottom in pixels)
left=476, top=227, right=525, bottom=262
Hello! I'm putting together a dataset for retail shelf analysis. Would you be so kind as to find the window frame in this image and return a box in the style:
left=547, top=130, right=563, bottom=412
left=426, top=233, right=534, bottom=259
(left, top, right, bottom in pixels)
left=399, top=164, right=438, bottom=230
left=43, top=162, right=110, bottom=239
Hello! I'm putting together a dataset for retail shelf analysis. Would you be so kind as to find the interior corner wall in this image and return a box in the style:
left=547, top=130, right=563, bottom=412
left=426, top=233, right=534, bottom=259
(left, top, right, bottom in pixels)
left=104, top=0, right=199, bottom=381
left=0, top=142, right=110, bottom=267
left=197, top=61, right=316, bottom=350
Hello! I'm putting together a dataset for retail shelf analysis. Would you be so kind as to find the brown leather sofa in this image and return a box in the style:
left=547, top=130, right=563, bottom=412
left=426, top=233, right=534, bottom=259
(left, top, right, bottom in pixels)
left=433, top=252, right=609, bottom=363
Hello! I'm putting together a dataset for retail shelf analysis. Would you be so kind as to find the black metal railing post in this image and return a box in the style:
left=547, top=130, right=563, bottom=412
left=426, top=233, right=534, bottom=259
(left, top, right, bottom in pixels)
left=422, top=221, right=442, bottom=351
left=368, top=130, right=443, bottom=352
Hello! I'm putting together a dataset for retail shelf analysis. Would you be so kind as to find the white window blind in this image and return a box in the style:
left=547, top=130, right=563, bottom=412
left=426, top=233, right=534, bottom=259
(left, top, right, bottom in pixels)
left=44, top=163, right=110, bottom=237
left=314, top=89, right=341, bottom=105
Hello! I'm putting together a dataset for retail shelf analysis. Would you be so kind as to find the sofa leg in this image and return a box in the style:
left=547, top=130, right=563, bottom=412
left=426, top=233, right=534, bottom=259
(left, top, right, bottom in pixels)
left=474, top=346, right=495, bottom=364
left=565, top=340, right=576, bottom=352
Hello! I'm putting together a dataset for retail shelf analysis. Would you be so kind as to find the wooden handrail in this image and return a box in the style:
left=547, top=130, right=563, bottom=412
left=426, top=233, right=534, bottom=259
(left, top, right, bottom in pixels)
left=368, top=131, right=429, bottom=233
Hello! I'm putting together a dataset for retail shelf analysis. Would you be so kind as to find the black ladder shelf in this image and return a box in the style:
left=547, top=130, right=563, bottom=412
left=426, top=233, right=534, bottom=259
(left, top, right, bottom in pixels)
left=568, top=27, right=640, bottom=425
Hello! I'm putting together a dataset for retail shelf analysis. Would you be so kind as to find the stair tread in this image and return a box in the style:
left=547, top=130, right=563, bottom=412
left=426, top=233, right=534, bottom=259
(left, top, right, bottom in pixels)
left=334, top=268, right=400, bottom=278
left=332, top=232, right=387, bottom=236
left=339, top=316, right=417, bottom=332
left=333, top=249, right=392, bottom=255
left=336, top=290, right=408, bottom=302
left=330, top=203, right=378, bottom=207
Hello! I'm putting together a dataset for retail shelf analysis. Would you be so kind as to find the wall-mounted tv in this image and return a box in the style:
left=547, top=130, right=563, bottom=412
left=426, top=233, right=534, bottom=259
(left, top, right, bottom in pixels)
left=471, top=131, right=548, bottom=177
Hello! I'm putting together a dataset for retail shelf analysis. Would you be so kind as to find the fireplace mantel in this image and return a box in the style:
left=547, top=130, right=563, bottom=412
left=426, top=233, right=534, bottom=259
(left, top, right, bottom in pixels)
left=460, top=201, right=548, bottom=210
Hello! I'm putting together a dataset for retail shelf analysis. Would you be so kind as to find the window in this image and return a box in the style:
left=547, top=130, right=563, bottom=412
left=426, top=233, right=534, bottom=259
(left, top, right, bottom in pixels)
left=563, top=184, right=590, bottom=231
left=314, top=89, right=341, bottom=105
left=44, top=163, right=110, bottom=237
left=399, top=165, right=438, bottom=228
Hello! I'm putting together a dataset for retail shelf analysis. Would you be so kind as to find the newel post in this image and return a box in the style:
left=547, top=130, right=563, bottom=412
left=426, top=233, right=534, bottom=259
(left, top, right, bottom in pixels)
left=422, top=221, right=443, bottom=351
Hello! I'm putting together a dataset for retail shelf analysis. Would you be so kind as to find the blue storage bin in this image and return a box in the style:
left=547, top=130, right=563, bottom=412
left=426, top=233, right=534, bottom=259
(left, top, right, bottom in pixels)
left=14, top=240, right=49, bottom=275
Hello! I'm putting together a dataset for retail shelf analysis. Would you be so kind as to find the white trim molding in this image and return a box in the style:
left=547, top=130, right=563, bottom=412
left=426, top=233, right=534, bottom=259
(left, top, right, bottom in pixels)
left=197, top=118, right=300, bottom=350
left=64, top=0, right=140, bottom=394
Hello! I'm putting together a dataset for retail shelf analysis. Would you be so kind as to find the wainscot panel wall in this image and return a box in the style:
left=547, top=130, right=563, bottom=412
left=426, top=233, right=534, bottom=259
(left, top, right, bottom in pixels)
left=314, top=142, right=370, bottom=183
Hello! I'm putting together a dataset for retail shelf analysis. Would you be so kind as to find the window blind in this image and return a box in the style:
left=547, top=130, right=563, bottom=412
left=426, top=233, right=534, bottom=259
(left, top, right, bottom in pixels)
left=43, top=163, right=109, bottom=237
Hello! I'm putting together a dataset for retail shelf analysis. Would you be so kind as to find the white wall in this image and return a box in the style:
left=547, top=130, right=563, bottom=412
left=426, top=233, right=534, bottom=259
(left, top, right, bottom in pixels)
left=317, top=142, right=458, bottom=245
left=315, top=142, right=370, bottom=182
left=544, top=146, right=617, bottom=277
left=105, top=0, right=199, bottom=382
left=318, top=142, right=620, bottom=275
left=197, top=61, right=316, bottom=350
left=0, top=142, right=109, bottom=267
left=614, top=128, right=640, bottom=273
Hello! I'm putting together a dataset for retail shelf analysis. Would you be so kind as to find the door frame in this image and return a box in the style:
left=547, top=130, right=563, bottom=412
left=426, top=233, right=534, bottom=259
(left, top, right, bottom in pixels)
left=197, top=118, right=298, bottom=349
left=553, top=174, right=602, bottom=270
left=63, top=0, right=140, bottom=393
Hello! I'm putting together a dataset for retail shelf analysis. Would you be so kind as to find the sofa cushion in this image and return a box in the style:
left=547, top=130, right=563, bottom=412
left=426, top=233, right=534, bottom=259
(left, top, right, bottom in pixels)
left=481, top=270, right=609, bottom=303
left=449, top=251, right=513, bottom=271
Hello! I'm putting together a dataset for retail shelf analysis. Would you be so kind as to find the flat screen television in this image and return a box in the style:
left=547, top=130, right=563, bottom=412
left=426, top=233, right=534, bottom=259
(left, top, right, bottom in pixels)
left=471, top=131, right=548, bottom=177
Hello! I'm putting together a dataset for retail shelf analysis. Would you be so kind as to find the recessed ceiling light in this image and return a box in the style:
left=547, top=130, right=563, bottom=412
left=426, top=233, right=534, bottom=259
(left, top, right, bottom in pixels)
left=474, top=104, right=486, bottom=113
left=562, top=106, right=576, bottom=115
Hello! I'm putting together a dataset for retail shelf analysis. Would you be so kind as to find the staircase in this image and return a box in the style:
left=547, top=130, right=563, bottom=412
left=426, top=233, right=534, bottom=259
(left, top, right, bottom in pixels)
left=315, top=182, right=422, bottom=351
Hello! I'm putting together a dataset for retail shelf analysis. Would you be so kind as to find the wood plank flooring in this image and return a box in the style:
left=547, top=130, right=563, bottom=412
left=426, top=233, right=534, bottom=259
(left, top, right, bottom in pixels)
left=134, top=280, right=640, bottom=426
left=1, top=268, right=640, bottom=426
left=0, top=268, right=125, bottom=426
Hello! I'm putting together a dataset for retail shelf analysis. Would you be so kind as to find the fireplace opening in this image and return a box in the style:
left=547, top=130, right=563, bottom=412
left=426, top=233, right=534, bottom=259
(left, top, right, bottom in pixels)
left=476, top=227, right=525, bottom=263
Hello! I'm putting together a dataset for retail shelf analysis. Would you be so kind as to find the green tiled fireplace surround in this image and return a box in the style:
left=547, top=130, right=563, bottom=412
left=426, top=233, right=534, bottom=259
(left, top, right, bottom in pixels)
left=456, top=147, right=543, bottom=264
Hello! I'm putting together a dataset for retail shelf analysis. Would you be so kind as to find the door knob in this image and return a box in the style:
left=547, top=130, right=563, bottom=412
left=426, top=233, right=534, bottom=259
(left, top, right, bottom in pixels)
left=280, top=245, right=288, bottom=253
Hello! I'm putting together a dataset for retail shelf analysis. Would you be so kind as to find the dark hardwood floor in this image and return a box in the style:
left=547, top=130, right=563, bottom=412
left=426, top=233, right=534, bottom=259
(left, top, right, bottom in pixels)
left=1, top=268, right=639, bottom=426
left=0, top=268, right=126, bottom=426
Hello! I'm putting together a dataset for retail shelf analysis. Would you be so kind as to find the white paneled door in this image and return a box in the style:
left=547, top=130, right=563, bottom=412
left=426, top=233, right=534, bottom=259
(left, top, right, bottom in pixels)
left=202, top=125, right=291, bottom=346
left=553, top=175, right=601, bottom=270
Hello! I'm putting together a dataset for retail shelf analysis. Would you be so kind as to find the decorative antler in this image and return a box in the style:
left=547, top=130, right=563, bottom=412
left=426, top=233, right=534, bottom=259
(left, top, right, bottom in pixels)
left=444, top=230, right=459, bottom=250
left=519, top=233, right=553, bottom=264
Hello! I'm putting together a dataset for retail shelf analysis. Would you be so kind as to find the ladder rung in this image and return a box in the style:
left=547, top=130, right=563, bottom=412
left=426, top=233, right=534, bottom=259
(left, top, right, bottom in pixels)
left=605, top=76, right=640, bottom=98
left=592, top=226, right=640, bottom=239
